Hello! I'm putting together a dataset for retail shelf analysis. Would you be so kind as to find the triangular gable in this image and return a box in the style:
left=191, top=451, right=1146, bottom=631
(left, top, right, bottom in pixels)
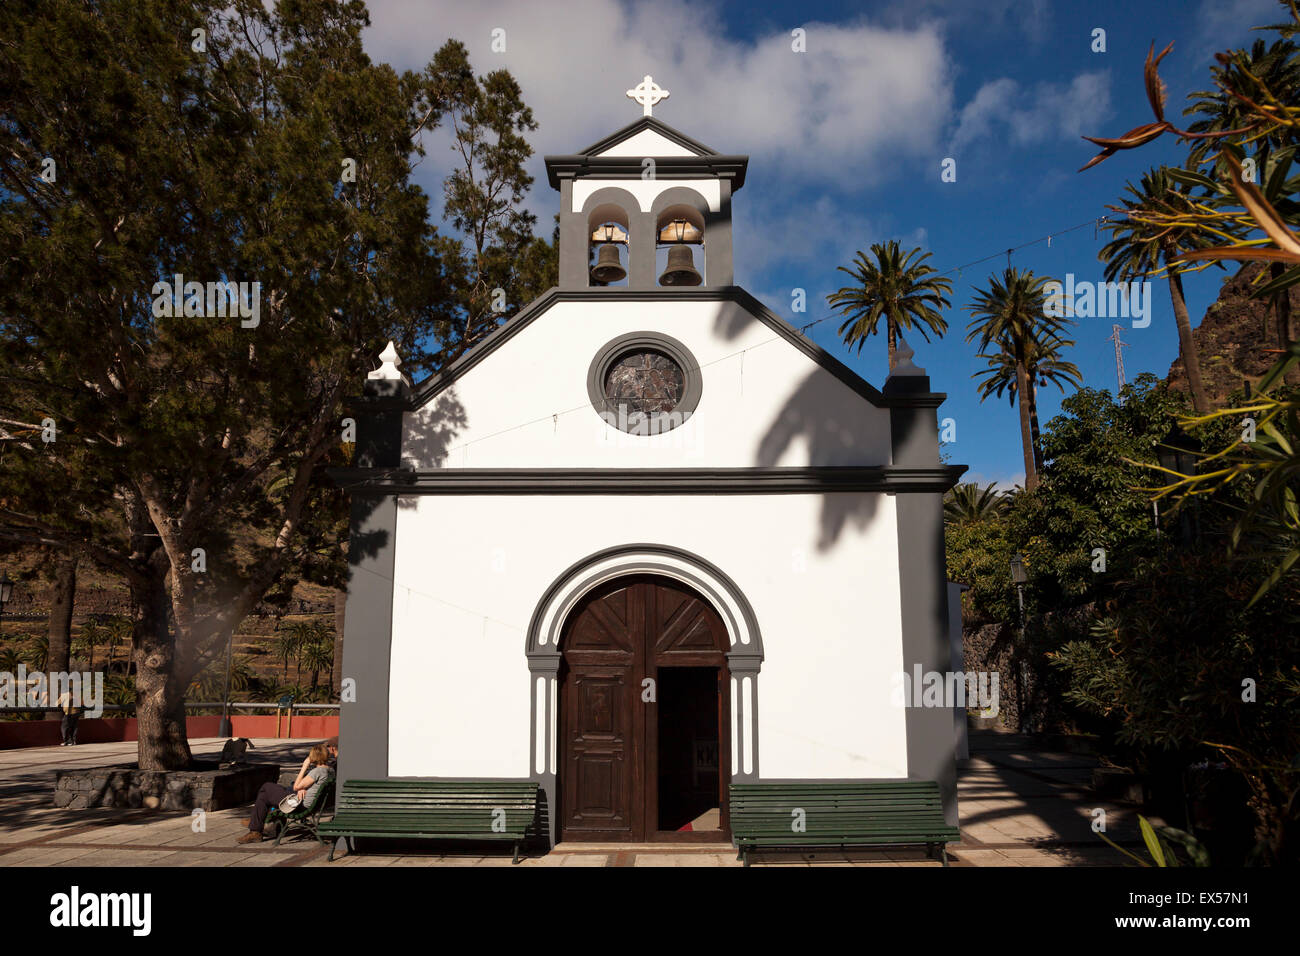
left=406, top=287, right=938, bottom=412
left=578, top=117, right=719, bottom=158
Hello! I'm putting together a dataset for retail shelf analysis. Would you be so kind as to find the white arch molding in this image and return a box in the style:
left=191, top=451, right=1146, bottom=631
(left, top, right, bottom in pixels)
left=525, top=544, right=764, bottom=843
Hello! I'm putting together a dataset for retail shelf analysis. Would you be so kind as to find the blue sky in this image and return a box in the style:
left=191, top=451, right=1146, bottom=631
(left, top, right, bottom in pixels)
left=362, top=0, right=1285, bottom=487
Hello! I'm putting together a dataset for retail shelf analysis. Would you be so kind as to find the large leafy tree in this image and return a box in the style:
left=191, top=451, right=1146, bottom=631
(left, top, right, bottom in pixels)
left=965, top=268, right=1065, bottom=491
left=0, top=0, right=546, bottom=768
left=826, top=240, right=952, bottom=370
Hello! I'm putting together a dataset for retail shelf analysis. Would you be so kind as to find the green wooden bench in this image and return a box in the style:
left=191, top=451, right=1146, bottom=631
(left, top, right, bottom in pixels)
left=729, top=781, right=959, bottom=867
left=318, top=780, right=541, bottom=863
left=266, top=778, right=334, bottom=848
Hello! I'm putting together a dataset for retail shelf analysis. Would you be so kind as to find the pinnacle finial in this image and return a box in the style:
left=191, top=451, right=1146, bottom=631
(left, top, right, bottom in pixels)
left=890, top=335, right=926, bottom=377
left=367, top=340, right=404, bottom=381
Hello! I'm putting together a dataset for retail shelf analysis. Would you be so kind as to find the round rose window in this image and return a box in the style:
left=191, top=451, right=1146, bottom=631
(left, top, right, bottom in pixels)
left=604, top=350, right=685, bottom=425
left=587, top=332, right=702, bottom=436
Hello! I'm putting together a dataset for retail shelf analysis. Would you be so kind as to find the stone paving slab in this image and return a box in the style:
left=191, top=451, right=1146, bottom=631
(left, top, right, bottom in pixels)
left=0, top=731, right=1158, bottom=867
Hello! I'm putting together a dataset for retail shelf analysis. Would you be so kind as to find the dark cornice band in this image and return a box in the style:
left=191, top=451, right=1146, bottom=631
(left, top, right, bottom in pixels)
left=329, top=465, right=968, bottom=495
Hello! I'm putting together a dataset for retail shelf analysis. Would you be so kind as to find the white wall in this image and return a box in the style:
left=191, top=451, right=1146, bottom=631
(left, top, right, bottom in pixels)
left=402, top=298, right=893, bottom=470
left=387, top=491, right=910, bottom=781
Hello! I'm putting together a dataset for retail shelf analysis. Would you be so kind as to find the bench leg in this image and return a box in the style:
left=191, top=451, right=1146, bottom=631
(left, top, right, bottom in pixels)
left=742, top=847, right=750, bottom=868
left=941, top=846, right=949, bottom=867
left=512, top=842, right=521, bottom=865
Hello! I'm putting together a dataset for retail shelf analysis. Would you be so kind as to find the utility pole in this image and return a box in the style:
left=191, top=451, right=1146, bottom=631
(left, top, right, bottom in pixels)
left=1108, top=324, right=1128, bottom=394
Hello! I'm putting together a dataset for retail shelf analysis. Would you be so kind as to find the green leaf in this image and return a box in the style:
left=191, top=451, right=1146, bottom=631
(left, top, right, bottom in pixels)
left=1251, top=264, right=1300, bottom=299
left=1139, top=815, right=1167, bottom=866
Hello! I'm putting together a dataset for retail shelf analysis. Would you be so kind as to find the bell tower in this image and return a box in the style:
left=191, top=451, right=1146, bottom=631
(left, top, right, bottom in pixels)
left=545, top=76, right=748, bottom=291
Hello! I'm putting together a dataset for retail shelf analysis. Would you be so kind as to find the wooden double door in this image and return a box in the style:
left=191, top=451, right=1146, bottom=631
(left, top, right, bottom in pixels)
left=559, top=575, right=730, bottom=842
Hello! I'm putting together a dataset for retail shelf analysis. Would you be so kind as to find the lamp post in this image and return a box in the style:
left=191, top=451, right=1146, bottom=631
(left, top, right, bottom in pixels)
left=1010, top=553, right=1028, bottom=732
left=218, top=630, right=234, bottom=738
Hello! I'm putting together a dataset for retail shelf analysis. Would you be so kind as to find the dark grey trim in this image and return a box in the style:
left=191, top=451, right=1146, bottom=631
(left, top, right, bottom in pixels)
left=546, top=156, right=749, bottom=189
left=889, top=381, right=960, bottom=827
left=336, top=495, right=398, bottom=791
left=574, top=116, right=722, bottom=158
left=523, top=544, right=765, bottom=845
left=585, top=331, right=703, bottom=435
left=329, top=465, right=967, bottom=495
left=405, top=288, right=942, bottom=412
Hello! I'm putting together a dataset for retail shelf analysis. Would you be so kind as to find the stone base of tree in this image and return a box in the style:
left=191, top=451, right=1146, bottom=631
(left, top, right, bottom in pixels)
left=53, top=762, right=279, bottom=811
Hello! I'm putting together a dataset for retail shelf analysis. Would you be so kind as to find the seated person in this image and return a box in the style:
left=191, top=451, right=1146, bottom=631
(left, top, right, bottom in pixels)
left=238, top=744, right=332, bottom=844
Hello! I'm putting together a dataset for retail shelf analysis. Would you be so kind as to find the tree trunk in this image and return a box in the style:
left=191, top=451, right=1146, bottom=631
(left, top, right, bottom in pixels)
left=46, top=551, right=76, bottom=675
left=1166, top=268, right=1210, bottom=413
left=887, top=318, right=897, bottom=371
left=1016, top=361, right=1038, bottom=491
left=1028, top=380, right=1044, bottom=473
left=133, top=567, right=193, bottom=771
left=332, top=589, right=345, bottom=697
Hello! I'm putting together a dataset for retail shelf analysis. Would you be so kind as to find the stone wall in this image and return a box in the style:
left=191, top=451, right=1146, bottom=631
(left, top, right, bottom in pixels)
left=54, top=762, right=279, bottom=811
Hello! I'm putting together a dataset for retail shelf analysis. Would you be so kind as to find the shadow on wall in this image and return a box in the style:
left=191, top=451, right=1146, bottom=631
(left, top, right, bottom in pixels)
left=757, top=369, right=885, bottom=552
left=342, top=386, right=468, bottom=563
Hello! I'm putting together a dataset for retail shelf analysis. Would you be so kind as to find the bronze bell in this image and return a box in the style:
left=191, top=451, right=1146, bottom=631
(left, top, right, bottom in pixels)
left=590, top=243, right=627, bottom=284
left=659, top=244, right=702, bottom=286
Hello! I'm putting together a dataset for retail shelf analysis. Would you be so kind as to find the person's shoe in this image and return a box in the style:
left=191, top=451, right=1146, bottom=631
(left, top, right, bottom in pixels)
left=237, top=831, right=265, bottom=844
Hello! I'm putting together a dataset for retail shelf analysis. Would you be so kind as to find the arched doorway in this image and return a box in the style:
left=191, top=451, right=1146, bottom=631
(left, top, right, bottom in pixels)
left=558, top=574, right=730, bottom=842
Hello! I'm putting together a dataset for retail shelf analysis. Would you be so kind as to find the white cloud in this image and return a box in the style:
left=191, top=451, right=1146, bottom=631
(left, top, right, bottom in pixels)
left=951, top=71, right=1111, bottom=152
left=362, top=0, right=955, bottom=188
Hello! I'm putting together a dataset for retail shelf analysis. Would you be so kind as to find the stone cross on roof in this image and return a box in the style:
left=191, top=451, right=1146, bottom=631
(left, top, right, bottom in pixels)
left=626, top=75, right=669, bottom=117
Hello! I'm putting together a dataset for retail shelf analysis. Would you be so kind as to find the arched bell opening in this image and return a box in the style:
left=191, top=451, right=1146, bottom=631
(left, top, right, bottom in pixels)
left=587, top=202, right=630, bottom=287
left=655, top=204, right=705, bottom=287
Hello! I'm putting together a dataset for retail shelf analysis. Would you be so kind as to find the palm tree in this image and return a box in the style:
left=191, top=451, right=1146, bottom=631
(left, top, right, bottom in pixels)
left=301, top=641, right=333, bottom=692
left=965, top=268, right=1066, bottom=492
left=1099, top=168, right=1219, bottom=413
left=72, top=625, right=97, bottom=671
left=0, top=647, right=21, bottom=674
left=26, top=633, right=50, bottom=671
left=974, top=331, right=1082, bottom=471
left=270, top=627, right=301, bottom=681
left=944, top=483, right=1009, bottom=524
left=827, top=241, right=953, bottom=370
left=105, top=617, right=132, bottom=669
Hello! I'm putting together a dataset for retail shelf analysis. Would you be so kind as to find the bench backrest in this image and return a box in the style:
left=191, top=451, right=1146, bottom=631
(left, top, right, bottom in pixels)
left=730, top=782, right=950, bottom=835
left=335, top=780, right=540, bottom=828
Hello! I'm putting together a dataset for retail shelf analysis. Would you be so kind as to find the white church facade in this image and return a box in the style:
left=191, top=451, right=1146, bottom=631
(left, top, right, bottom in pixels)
left=335, top=87, right=965, bottom=847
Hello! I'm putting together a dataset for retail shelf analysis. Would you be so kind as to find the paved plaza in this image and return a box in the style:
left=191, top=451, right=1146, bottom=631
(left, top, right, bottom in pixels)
left=0, top=732, right=1148, bottom=867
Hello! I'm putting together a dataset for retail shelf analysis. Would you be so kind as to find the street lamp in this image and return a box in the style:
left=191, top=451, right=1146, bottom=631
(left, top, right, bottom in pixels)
left=218, top=630, right=234, bottom=738
left=1010, top=553, right=1027, bottom=617
left=1009, top=553, right=1028, bottom=732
